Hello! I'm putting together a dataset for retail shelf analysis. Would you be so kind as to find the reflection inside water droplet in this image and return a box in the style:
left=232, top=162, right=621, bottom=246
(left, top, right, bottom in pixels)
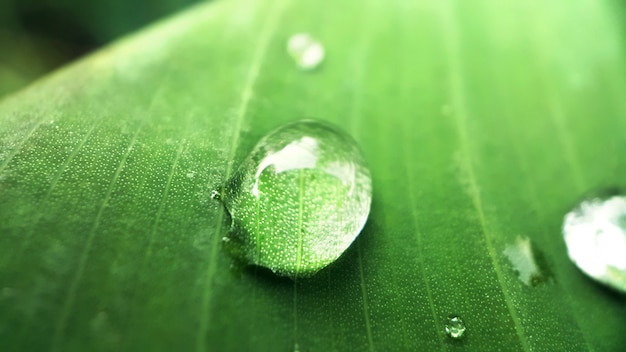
left=445, top=316, right=466, bottom=339
left=287, top=33, right=325, bottom=70
left=563, top=195, right=626, bottom=293
left=504, top=236, right=549, bottom=287
left=251, top=136, right=319, bottom=197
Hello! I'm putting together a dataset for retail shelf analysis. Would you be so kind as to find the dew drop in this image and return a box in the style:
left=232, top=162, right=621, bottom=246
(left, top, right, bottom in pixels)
left=221, top=120, right=372, bottom=278
left=563, top=195, right=626, bottom=293
left=287, top=33, right=325, bottom=71
left=503, top=236, right=549, bottom=287
left=210, top=189, right=221, bottom=200
left=445, top=316, right=466, bottom=339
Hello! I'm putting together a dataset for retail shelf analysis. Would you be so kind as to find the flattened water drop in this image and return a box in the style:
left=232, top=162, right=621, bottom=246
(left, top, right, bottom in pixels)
left=222, top=120, right=371, bottom=278
left=287, top=33, right=325, bottom=70
left=504, top=236, right=550, bottom=287
left=563, top=195, right=626, bottom=293
left=445, top=316, right=466, bottom=339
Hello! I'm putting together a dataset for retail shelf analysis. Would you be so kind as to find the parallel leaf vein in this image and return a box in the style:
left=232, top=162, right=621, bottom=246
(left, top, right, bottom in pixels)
left=0, top=119, right=44, bottom=173
left=438, top=1, right=530, bottom=350
left=1, top=123, right=99, bottom=269
left=140, top=141, right=185, bottom=274
left=50, top=126, right=142, bottom=351
left=195, top=1, right=288, bottom=350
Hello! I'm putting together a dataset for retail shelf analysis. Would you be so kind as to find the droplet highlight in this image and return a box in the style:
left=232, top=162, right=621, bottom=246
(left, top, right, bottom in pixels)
left=445, top=316, right=466, bottom=339
left=563, top=195, right=626, bottom=293
left=222, top=120, right=372, bottom=278
left=287, top=33, right=325, bottom=70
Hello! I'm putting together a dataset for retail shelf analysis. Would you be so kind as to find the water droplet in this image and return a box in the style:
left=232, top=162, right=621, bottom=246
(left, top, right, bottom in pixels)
left=287, top=33, right=325, bottom=70
left=445, top=316, right=466, bottom=339
left=503, top=236, right=549, bottom=286
left=563, top=195, right=626, bottom=293
left=222, top=120, right=372, bottom=278
left=210, top=190, right=221, bottom=200
left=187, top=171, right=196, bottom=178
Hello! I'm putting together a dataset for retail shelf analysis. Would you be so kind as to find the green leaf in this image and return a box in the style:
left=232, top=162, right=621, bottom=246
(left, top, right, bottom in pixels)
left=1, top=0, right=625, bottom=351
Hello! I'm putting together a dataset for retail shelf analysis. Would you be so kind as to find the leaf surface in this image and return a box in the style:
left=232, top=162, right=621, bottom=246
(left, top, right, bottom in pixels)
left=1, top=0, right=625, bottom=351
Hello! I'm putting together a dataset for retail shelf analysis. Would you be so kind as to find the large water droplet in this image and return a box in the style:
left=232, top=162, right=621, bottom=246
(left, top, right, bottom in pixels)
left=222, top=120, right=372, bottom=278
left=563, top=195, right=626, bottom=293
left=445, top=316, right=466, bottom=339
left=287, top=33, right=325, bottom=70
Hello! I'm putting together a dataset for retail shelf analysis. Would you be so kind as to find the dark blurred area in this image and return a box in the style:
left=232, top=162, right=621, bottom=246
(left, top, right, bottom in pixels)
left=0, top=0, right=202, bottom=98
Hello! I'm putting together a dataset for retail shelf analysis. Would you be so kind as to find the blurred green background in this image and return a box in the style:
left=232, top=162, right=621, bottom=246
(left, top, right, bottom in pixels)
left=0, top=0, right=203, bottom=97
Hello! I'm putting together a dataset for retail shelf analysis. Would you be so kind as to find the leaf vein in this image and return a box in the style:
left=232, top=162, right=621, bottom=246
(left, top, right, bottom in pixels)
left=195, top=1, right=289, bottom=350
left=437, top=1, right=530, bottom=350
left=0, top=119, right=44, bottom=173
left=0, top=123, right=99, bottom=269
left=402, top=135, right=446, bottom=351
left=357, top=242, right=375, bottom=352
left=50, top=126, right=142, bottom=351
left=140, top=141, right=185, bottom=278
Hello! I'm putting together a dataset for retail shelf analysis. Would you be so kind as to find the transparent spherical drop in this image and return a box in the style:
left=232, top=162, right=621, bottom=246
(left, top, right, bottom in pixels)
left=223, top=120, right=372, bottom=278
left=563, top=195, right=626, bottom=293
left=445, top=316, right=466, bottom=339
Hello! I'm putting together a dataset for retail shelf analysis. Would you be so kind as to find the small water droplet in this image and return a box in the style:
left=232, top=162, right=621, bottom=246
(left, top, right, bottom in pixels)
left=187, top=171, right=196, bottom=178
left=222, top=120, right=372, bottom=278
left=287, top=33, right=325, bottom=71
left=563, top=195, right=626, bottom=293
left=210, top=190, right=221, bottom=200
left=503, top=236, right=549, bottom=287
left=445, top=316, right=466, bottom=339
